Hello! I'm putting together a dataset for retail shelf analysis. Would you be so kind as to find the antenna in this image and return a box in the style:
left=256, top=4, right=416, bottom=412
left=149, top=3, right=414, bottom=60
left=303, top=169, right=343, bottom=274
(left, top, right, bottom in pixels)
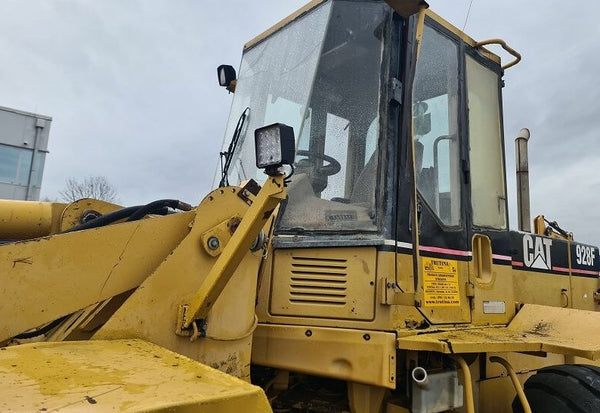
left=462, top=0, right=475, bottom=31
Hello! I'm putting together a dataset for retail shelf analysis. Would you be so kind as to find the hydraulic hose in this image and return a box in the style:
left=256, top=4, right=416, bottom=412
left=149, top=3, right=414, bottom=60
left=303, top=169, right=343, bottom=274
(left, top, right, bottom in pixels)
left=64, top=199, right=192, bottom=232
left=63, top=205, right=144, bottom=233
left=126, top=199, right=192, bottom=222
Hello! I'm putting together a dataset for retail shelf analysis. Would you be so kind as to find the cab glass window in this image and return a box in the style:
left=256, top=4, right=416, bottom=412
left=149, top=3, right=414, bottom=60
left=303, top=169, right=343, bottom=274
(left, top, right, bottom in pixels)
left=277, top=1, right=389, bottom=233
left=412, top=25, right=461, bottom=226
left=466, top=55, right=507, bottom=229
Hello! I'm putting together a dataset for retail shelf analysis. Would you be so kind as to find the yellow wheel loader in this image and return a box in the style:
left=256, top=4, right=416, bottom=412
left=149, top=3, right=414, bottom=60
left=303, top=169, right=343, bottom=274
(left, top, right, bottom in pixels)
left=1, top=1, right=599, bottom=412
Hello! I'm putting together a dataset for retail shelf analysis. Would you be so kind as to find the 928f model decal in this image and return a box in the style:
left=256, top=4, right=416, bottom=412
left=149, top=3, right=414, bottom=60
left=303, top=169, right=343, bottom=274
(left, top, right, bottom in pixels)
left=571, top=242, right=600, bottom=278
left=575, top=244, right=596, bottom=267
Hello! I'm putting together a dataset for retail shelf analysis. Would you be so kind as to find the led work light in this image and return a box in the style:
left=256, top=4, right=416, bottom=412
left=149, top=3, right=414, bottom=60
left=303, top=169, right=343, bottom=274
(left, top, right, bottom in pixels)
left=254, top=123, right=295, bottom=175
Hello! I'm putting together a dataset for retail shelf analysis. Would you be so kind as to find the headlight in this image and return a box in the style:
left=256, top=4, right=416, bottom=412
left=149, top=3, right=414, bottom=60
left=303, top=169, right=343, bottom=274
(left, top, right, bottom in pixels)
left=254, top=123, right=295, bottom=174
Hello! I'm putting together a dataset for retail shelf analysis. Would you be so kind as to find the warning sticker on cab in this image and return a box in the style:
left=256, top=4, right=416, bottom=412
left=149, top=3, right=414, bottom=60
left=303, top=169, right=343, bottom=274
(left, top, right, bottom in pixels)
left=422, top=257, right=461, bottom=307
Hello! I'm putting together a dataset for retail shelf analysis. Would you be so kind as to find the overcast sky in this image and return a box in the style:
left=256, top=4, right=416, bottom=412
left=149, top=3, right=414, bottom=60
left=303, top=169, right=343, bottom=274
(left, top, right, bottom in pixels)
left=1, top=0, right=599, bottom=245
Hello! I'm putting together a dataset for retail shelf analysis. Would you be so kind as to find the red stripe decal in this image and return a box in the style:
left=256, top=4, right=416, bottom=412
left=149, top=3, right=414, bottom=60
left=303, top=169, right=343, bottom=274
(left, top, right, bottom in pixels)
left=492, top=254, right=512, bottom=261
left=510, top=264, right=597, bottom=276
left=571, top=268, right=600, bottom=276
left=419, top=245, right=472, bottom=257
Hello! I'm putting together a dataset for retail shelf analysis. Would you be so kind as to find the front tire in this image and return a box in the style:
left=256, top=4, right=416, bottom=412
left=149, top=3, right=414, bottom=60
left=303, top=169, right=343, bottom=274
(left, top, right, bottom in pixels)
left=513, top=364, right=600, bottom=413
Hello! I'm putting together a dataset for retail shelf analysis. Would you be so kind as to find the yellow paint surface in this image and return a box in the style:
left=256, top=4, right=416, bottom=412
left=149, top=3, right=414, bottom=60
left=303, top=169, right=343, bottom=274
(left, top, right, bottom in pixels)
left=0, top=339, right=272, bottom=412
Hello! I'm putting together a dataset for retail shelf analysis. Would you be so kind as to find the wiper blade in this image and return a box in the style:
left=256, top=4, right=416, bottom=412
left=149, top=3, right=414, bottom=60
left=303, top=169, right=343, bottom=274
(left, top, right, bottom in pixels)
left=219, top=107, right=250, bottom=187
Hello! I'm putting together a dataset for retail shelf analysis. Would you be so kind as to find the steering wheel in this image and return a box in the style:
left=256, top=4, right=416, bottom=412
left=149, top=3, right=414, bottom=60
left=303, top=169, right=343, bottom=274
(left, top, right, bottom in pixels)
left=295, top=149, right=341, bottom=177
left=294, top=149, right=341, bottom=193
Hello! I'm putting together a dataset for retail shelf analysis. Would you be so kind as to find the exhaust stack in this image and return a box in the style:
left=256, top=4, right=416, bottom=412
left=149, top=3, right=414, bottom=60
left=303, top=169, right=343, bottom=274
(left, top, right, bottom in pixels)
left=412, top=366, right=429, bottom=388
left=515, top=128, right=531, bottom=232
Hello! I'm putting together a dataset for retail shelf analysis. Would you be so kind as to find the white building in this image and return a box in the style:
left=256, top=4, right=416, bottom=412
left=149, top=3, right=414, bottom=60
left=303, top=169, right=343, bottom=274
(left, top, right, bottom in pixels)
left=0, top=106, right=51, bottom=200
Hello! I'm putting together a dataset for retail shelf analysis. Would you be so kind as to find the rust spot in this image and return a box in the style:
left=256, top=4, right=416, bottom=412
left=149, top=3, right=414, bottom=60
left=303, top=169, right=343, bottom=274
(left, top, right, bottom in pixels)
left=228, top=217, right=241, bottom=234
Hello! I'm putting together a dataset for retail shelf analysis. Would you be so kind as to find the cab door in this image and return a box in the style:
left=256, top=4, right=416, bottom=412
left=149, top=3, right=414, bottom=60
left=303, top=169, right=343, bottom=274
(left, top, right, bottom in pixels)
left=464, top=49, right=516, bottom=326
left=409, top=20, right=472, bottom=324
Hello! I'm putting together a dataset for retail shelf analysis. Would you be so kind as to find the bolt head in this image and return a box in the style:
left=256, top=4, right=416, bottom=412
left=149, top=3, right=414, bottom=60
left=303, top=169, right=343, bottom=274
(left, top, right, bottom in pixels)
left=207, top=236, right=220, bottom=250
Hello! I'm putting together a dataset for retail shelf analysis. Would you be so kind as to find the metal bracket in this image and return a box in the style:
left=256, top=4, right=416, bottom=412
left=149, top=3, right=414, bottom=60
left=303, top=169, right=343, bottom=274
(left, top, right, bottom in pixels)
left=380, top=278, right=415, bottom=306
left=465, top=282, right=475, bottom=298
left=389, top=77, right=403, bottom=104
left=237, top=179, right=261, bottom=205
left=465, top=282, right=475, bottom=310
left=384, top=0, right=429, bottom=18
left=200, top=216, right=241, bottom=257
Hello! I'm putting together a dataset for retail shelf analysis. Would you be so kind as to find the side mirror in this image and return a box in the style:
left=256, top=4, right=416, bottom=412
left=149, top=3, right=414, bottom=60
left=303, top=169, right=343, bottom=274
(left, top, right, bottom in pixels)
left=413, top=101, right=431, bottom=136
left=217, top=65, right=237, bottom=92
left=414, top=113, right=431, bottom=136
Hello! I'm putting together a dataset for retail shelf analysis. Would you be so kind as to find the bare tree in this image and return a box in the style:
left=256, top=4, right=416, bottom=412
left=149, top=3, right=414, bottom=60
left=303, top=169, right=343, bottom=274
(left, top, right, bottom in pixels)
left=59, top=176, right=118, bottom=203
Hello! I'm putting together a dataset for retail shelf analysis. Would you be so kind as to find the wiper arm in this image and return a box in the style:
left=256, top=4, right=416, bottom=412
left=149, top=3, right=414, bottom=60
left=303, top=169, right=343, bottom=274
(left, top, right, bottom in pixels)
left=219, top=107, right=250, bottom=187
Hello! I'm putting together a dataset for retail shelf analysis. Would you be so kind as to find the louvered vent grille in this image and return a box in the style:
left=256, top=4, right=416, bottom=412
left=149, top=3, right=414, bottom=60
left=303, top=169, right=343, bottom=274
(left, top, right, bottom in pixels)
left=270, top=247, right=376, bottom=320
left=289, top=256, right=348, bottom=306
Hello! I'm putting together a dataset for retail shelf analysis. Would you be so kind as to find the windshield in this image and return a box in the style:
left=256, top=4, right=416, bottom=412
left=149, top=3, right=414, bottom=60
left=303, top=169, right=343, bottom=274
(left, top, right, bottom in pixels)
left=216, top=0, right=389, bottom=233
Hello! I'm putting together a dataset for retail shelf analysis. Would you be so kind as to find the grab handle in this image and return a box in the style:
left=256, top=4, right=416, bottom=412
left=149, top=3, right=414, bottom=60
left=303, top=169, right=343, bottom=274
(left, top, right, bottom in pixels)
left=475, top=38, right=521, bottom=70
